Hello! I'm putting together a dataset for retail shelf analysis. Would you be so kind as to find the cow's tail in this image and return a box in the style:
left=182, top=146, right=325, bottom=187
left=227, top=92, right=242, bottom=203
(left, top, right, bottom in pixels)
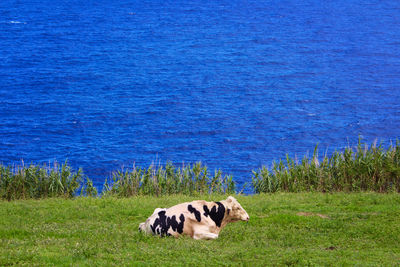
left=138, top=222, right=145, bottom=232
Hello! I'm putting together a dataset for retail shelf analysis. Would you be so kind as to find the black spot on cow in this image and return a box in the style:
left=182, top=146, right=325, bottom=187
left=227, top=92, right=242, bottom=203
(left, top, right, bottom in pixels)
left=188, top=205, right=201, bottom=222
left=150, top=211, right=167, bottom=236
left=203, top=202, right=225, bottom=227
left=150, top=210, right=185, bottom=236
left=203, top=205, right=210, bottom=216
left=168, top=214, right=185, bottom=234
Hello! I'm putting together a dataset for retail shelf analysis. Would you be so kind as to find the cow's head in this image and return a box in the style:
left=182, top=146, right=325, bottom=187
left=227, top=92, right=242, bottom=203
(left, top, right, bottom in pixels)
left=225, top=196, right=249, bottom=222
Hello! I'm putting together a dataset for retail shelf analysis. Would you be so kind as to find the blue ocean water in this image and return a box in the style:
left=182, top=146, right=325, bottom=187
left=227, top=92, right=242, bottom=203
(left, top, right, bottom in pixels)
left=1, top=0, right=400, bottom=189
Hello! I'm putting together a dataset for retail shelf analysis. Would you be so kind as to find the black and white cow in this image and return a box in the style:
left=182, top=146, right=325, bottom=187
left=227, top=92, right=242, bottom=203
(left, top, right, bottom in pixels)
left=139, top=196, right=249, bottom=240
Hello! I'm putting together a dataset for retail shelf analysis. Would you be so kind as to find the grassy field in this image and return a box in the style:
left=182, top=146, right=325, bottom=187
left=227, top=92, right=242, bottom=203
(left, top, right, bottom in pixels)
left=1, top=193, right=399, bottom=266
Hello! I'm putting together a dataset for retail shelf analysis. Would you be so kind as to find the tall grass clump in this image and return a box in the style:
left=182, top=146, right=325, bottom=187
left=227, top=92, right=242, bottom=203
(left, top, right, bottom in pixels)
left=252, top=140, right=400, bottom=193
left=102, top=162, right=236, bottom=197
left=0, top=161, right=96, bottom=200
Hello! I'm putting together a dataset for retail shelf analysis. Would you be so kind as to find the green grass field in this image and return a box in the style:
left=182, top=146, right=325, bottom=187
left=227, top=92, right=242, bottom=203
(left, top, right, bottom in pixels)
left=1, top=193, right=400, bottom=266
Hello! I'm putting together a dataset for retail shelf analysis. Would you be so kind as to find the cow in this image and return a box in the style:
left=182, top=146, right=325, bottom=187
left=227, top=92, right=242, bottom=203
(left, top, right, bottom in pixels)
left=138, top=196, right=249, bottom=240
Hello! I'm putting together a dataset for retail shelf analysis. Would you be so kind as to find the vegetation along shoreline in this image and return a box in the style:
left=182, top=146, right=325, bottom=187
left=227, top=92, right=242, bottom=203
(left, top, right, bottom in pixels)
left=1, top=140, right=399, bottom=200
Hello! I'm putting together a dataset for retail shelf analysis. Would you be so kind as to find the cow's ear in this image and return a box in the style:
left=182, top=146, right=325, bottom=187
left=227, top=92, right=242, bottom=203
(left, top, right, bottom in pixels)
left=227, top=196, right=235, bottom=203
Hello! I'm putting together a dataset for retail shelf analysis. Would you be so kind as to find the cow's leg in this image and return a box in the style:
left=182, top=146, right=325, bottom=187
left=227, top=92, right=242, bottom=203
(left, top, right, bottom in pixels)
left=193, top=230, right=218, bottom=240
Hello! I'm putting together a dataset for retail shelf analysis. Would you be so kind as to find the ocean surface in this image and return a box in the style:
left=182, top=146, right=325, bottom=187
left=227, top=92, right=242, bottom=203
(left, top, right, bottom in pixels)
left=1, top=0, right=400, bottom=190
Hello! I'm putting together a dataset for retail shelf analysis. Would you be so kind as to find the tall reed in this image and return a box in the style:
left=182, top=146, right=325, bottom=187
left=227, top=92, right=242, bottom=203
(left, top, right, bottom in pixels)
left=2, top=140, right=399, bottom=199
left=0, top=161, right=97, bottom=200
left=252, top=140, right=400, bottom=193
left=102, top=162, right=236, bottom=197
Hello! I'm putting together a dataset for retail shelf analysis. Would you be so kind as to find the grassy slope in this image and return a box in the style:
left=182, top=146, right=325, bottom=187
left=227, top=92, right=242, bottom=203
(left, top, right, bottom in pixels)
left=1, top=193, right=399, bottom=266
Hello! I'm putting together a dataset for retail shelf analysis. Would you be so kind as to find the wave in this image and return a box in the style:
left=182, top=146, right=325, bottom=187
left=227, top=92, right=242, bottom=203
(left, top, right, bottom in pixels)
left=7, top=20, right=27, bottom=24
